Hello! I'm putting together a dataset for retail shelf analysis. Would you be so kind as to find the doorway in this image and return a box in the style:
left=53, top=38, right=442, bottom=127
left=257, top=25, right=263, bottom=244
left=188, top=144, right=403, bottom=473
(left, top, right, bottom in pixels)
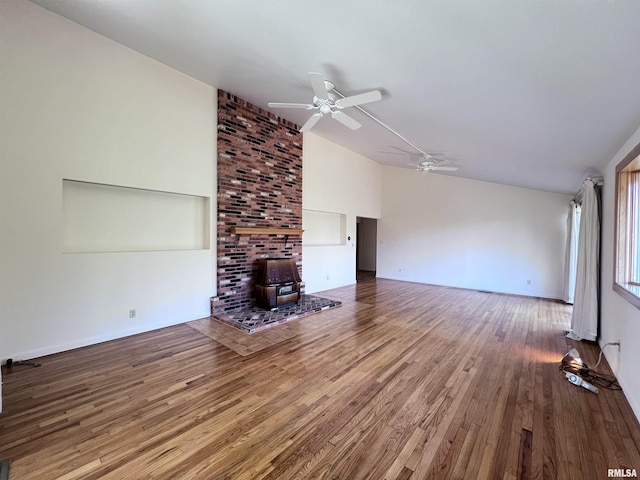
left=356, top=217, right=377, bottom=281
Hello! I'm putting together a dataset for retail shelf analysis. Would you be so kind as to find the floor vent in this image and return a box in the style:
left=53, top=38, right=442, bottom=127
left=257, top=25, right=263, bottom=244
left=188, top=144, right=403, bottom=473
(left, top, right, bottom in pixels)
left=0, top=459, right=10, bottom=480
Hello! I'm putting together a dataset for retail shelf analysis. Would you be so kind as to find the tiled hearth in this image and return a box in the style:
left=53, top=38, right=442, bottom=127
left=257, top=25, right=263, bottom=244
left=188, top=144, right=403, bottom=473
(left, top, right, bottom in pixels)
left=212, top=294, right=341, bottom=333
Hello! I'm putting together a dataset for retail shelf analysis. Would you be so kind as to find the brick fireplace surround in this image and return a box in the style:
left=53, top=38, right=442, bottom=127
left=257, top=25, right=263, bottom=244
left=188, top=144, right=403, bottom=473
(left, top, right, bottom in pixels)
left=213, top=90, right=303, bottom=313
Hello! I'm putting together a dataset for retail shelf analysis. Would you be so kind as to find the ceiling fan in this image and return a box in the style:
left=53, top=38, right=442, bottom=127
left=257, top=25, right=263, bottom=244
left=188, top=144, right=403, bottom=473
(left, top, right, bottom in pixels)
left=410, top=154, right=459, bottom=174
left=268, top=72, right=382, bottom=132
left=382, top=146, right=458, bottom=173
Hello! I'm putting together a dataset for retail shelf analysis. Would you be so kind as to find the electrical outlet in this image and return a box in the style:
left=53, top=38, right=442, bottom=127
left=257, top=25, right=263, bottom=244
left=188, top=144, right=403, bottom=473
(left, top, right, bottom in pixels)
left=129, top=309, right=136, bottom=318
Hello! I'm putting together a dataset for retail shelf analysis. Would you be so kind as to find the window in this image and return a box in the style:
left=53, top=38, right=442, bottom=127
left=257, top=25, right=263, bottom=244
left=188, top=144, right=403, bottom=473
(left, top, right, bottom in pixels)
left=614, top=142, right=640, bottom=308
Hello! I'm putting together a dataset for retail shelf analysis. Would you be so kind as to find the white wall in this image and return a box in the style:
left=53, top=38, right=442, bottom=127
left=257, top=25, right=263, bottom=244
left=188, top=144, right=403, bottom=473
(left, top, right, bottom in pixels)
left=0, top=0, right=216, bottom=362
left=600, top=124, right=640, bottom=421
left=378, top=167, right=570, bottom=299
left=302, top=133, right=382, bottom=293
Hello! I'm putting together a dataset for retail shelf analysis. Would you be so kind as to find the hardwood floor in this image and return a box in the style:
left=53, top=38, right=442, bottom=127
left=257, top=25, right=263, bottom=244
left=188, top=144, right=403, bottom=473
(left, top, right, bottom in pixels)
left=1, top=277, right=639, bottom=479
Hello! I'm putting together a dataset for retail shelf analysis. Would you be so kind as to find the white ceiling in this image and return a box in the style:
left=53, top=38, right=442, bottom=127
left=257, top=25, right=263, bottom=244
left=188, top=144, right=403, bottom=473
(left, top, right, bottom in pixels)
left=30, top=0, right=640, bottom=194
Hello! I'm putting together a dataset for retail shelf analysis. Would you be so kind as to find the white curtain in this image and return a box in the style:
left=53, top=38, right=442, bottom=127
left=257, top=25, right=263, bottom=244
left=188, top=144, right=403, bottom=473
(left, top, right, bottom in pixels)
left=568, top=179, right=600, bottom=341
left=628, top=171, right=640, bottom=281
left=563, top=201, right=581, bottom=304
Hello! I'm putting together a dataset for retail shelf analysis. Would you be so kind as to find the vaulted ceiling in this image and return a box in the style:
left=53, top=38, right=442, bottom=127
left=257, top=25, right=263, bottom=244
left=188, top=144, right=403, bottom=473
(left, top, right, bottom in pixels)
left=30, top=0, right=640, bottom=194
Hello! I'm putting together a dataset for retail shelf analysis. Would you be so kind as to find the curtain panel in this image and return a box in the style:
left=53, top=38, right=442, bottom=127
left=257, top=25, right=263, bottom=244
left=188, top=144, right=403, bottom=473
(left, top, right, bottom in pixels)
left=563, top=201, right=580, bottom=304
left=568, top=179, right=600, bottom=341
left=628, top=171, right=640, bottom=283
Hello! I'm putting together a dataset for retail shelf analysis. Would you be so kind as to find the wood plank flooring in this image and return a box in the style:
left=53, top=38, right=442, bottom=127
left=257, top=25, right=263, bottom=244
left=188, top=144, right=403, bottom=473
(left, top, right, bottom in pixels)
left=1, top=277, right=639, bottom=479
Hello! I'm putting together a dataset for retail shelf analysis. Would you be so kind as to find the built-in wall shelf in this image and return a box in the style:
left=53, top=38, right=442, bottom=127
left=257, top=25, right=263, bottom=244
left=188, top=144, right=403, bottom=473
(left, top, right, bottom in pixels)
left=229, top=227, right=304, bottom=244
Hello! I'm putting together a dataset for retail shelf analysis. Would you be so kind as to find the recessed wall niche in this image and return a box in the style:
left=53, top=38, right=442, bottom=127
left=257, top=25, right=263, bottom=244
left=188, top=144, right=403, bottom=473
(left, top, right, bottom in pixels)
left=62, top=179, right=210, bottom=253
left=303, top=209, right=346, bottom=246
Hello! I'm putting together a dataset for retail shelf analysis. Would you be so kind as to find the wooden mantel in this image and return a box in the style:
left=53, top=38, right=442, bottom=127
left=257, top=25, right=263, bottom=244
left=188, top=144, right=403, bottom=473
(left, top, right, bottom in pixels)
left=229, top=227, right=304, bottom=236
left=229, top=226, right=304, bottom=243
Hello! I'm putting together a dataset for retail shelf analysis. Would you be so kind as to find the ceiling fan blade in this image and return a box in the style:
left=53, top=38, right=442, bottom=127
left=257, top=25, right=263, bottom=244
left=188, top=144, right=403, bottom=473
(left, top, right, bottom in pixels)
left=428, top=155, right=455, bottom=163
left=431, top=159, right=453, bottom=167
left=299, top=112, right=323, bottom=132
left=335, top=90, right=382, bottom=108
left=386, top=146, right=452, bottom=159
left=431, top=166, right=458, bottom=171
left=387, top=145, right=417, bottom=155
left=309, top=72, right=329, bottom=100
left=268, top=102, right=313, bottom=109
left=331, top=111, right=362, bottom=130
